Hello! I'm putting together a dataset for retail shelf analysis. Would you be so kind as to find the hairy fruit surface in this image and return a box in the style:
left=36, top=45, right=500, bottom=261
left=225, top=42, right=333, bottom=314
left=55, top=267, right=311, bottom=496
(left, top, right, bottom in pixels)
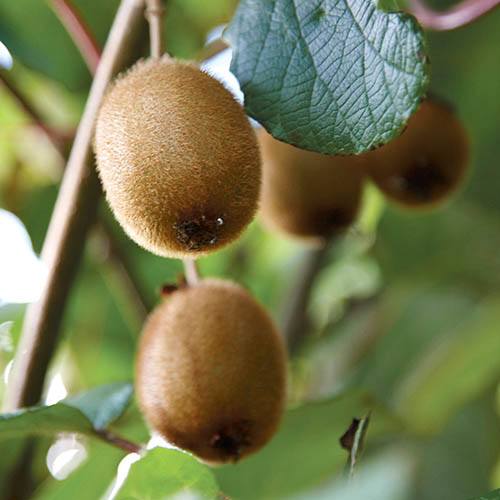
left=135, top=279, right=287, bottom=463
left=259, top=129, right=365, bottom=244
left=364, top=99, right=469, bottom=209
left=94, top=58, right=261, bottom=258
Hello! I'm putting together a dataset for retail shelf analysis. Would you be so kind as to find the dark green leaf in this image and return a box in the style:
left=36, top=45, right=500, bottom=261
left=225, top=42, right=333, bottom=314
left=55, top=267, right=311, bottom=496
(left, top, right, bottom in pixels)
left=0, top=383, right=133, bottom=440
left=114, top=448, right=219, bottom=500
left=65, top=382, right=133, bottom=430
left=227, top=0, right=429, bottom=154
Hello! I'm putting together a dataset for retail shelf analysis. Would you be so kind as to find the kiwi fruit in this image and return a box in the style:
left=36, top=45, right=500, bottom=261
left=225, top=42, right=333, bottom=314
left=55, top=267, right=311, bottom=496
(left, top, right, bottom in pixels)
left=94, top=57, right=261, bottom=258
left=258, top=129, right=366, bottom=244
left=135, top=279, right=287, bottom=463
left=364, top=99, right=469, bottom=209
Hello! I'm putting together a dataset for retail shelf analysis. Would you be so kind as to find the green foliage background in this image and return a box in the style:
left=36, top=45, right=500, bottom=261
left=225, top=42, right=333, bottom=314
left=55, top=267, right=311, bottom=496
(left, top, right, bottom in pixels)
left=0, top=0, right=499, bottom=499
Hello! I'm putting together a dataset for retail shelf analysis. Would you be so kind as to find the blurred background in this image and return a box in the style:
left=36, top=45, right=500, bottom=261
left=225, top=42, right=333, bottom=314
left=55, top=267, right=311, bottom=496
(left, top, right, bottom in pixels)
left=0, top=0, right=499, bottom=499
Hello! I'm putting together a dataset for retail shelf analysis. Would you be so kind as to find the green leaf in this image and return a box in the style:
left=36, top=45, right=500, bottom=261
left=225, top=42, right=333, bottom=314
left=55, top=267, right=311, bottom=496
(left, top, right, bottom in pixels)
left=0, top=404, right=92, bottom=439
left=469, top=490, right=500, bottom=500
left=215, top=391, right=398, bottom=499
left=0, top=382, right=133, bottom=440
left=65, top=382, right=133, bottom=430
left=33, top=440, right=124, bottom=500
left=226, top=0, right=429, bottom=154
left=114, top=448, right=219, bottom=500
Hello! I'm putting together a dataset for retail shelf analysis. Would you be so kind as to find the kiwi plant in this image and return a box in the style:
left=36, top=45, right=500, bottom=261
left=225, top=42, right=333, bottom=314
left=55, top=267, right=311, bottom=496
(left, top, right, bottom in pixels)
left=94, top=56, right=261, bottom=258
left=363, top=99, right=470, bottom=209
left=258, top=128, right=366, bottom=243
left=135, top=279, right=287, bottom=463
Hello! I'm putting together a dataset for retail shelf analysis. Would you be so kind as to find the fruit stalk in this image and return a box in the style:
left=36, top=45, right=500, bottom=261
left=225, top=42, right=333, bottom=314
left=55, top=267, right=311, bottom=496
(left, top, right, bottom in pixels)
left=183, top=259, right=200, bottom=286
left=3, top=0, right=147, bottom=412
left=408, top=0, right=500, bottom=31
left=281, top=243, right=331, bottom=353
left=145, top=0, right=165, bottom=60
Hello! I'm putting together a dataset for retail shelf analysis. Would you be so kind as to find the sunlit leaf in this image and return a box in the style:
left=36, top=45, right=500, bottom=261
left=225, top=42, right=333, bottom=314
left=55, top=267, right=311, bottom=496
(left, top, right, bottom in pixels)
left=114, top=448, right=219, bottom=500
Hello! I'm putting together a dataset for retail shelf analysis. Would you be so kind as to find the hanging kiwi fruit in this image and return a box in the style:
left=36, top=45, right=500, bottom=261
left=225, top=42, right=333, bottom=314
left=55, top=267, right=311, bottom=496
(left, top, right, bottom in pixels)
left=363, top=99, right=470, bottom=209
left=94, top=57, right=261, bottom=258
left=258, top=128, right=366, bottom=244
left=135, top=279, right=287, bottom=464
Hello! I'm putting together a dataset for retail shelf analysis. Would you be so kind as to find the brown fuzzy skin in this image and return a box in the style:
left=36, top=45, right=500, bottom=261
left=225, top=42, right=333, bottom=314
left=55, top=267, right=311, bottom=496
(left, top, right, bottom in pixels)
left=258, top=129, right=366, bottom=245
left=135, top=279, right=287, bottom=464
left=94, top=57, right=261, bottom=258
left=364, top=99, right=470, bottom=209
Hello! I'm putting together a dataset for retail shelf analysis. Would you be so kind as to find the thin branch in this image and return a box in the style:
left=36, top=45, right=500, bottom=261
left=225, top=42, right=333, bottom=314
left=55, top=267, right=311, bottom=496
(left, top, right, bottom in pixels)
left=3, top=0, right=147, bottom=412
left=48, top=0, right=102, bottom=74
left=0, top=71, right=69, bottom=149
left=183, top=259, right=200, bottom=286
left=93, top=221, right=150, bottom=328
left=0, top=65, right=151, bottom=322
left=94, top=429, right=143, bottom=454
left=409, top=0, right=500, bottom=31
left=145, top=0, right=165, bottom=59
left=281, top=242, right=331, bottom=354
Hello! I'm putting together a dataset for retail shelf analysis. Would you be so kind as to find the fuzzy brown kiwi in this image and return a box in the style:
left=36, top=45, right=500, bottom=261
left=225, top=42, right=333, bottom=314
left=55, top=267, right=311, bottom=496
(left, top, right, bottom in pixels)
left=94, top=57, right=261, bottom=258
left=258, top=129, right=366, bottom=244
left=135, top=279, right=287, bottom=464
left=364, top=99, right=470, bottom=209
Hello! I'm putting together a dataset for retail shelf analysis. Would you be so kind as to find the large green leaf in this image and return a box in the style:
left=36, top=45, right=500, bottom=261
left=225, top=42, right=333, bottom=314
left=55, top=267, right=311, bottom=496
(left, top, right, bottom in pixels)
left=114, top=448, right=219, bottom=500
left=215, top=391, right=398, bottom=499
left=0, top=382, right=133, bottom=439
left=226, top=0, right=429, bottom=154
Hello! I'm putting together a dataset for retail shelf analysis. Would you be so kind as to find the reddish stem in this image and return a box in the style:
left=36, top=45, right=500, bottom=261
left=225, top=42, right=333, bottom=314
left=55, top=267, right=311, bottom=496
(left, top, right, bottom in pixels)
left=0, top=72, right=68, bottom=148
left=94, top=429, right=143, bottom=454
left=48, top=0, right=102, bottom=73
left=409, top=0, right=500, bottom=31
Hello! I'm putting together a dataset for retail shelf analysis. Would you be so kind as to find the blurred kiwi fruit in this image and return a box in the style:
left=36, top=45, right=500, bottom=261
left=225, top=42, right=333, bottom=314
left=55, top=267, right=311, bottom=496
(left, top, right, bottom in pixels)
left=364, top=99, right=469, bottom=209
left=258, top=129, right=366, bottom=244
left=94, top=57, right=261, bottom=258
left=135, top=279, right=287, bottom=464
